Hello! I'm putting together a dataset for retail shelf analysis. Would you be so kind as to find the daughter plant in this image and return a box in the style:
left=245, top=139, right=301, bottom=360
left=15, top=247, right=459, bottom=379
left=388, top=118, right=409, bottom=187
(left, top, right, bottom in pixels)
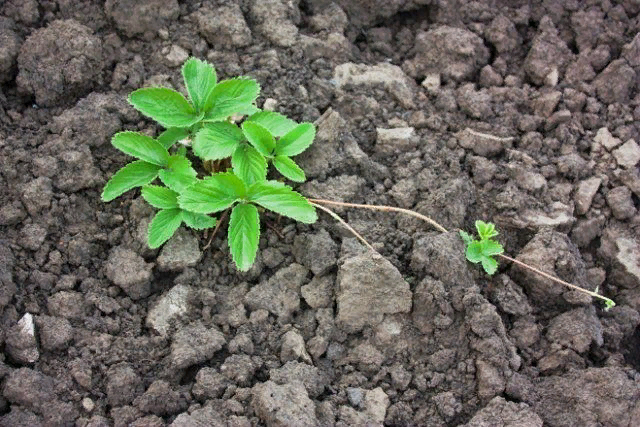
left=102, top=58, right=316, bottom=271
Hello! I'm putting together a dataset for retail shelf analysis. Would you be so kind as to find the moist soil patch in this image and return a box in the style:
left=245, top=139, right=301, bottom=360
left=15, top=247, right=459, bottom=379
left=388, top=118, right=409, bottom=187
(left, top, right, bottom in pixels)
left=1, top=1, right=640, bottom=426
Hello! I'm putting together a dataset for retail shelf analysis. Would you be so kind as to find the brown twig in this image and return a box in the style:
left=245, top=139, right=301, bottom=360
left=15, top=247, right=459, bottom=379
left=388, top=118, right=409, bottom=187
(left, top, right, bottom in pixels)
left=203, top=209, right=229, bottom=250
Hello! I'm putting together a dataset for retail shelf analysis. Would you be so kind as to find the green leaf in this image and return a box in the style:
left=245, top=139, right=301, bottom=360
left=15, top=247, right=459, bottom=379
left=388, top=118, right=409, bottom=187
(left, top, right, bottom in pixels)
left=193, top=122, right=244, bottom=161
left=159, top=169, right=198, bottom=193
left=203, top=78, right=260, bottom=122
left=248, top=181, right=317, bottom=223
left=481, top=256, right=499, bottom=275
left=480, top=239, right=504, bottom=257
left=273, top=155, right=306, bottom=182
left=102, top=160, right=162, bottom=202
left=112, top=131, right=170, bottom=166
left=157, top=127, right=190, bottom=149
left=465, top=241, right=484, bottom=264
left=232, top=144, right=267, bottom=186
left=476, top=220, right=498, bottom=240
left=236, top=104, right=260, bottom=116
left=128, top=87, right=202, bottom=128
left=246, top=111, right=297, bottom=137
left=141, top=185, right=179, bottom=209
left=228, top=203, right=260, bottom=272
left=178, top=173, right=245, bottom=214
left=182, top=57, right=217, bottom=112
left=148, top=208, right=183, bottom=249
left=168, top=155, right=197, bottom=178
left=181, top=211, right=216, bottom=230
left=242, top=121, right=275, bottom=157
left=276, top=123, right=315, bottom=157
left=459, top=230, right=474, bottom=246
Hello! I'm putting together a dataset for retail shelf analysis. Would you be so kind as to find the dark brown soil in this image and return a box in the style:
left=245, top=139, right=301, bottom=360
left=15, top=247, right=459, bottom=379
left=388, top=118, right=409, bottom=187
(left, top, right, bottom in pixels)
left=1, top=1, right=640, bottom=426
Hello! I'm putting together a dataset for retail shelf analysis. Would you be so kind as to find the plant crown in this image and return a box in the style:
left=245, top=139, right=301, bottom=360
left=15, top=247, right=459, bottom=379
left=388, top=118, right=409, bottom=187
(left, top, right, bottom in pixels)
left=102, top=58, right=317, bottom=271
left=459, top=220, right=504, bottom=275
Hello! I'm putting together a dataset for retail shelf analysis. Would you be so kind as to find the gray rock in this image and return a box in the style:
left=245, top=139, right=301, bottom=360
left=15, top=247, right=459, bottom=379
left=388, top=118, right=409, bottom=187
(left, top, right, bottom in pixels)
left=17, top=20, right=103, bottom=106
left=405, top=26, right=489, bottom=82
left=293, top=229, right=337, bottom=276
left=333, top=62, right=416, bottom=109
left=220, top=354, right=260, bottom=386
left=105, top=0, right=179, bottom=38
left=433, top=391, right=462, bottom=422
left=532, top=90, right=562, bottom=117
left=106, top=363, right=142, bottom=407
left=164, top=45, right=188, bottom=67
left=336, top=252, right=411, bottom=333
left=462, top=397, right=542, bottom=427
left=375, top=127, right=417, bottom=155
left=523, top=16, right=573, bottom=86
left=47, top=291, right=85, bottom=319
left=244, top=263, right=308, bottom=322
left=457, top=84, right=493, bottom=119
left=280, top=329, right=312, bottom=364
left=364, top=387, right=390, bottom=424
left=301, top=274, right=334, bottom=308
left=0, top=18, right=21, bottom=83
left=614, top=237, right=640, bottom=288
left=249, top=0, right=300, bottom=47
left=575, top=177, right=602, bottom=215
left=622, top=32, right=640, bottom=67
left=192, top=367, right=228, bottom=401
left=270, top=361, right=327, bottom=399
left=55, top=145, right=103, bottom=192
left=36, top=315, right=73, bottom=351
left=295, top=109, right=346, bottom=179
left=489, top=275, right=532, bottom=316
left=0, top=243, right=16, bottom=310
left=612, top=139, right=640, bottom=168
left=146, top=284, right=194, bottom=336
left=105, top=246, right=153, bottom=300
left=252, top=381, right=318, bottom=427
left=546, top=307, right=603, bottom=353
left=485, top=15, right=521, bottom=54
left=594, top=59, right=636, bottom=104
left=21, top=177, right=52, bottom=216
left=5, top=313, right=39, bottom=364
left=170, top=322, right=226, bottom=369
left=134, top=380, right=187, bottom=416
left=157, top=229, right=202, bottom=272
left=456, top=128, right=512, bottom=158
left=195, top=4, right=252, bottom=48
left=594, top=127, right=622, bottom=151
left=571, top=216, right=606, bottom=248
left=606, top=186, right=637, bottom=220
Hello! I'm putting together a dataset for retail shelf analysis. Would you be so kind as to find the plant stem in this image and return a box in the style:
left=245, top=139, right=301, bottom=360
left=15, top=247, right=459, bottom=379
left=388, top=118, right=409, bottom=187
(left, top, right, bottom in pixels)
left=310, top=198, right=615, bottom=308
left=310, top=202, right=376, bottom=252
left=308, top=198, right=448, bottom=233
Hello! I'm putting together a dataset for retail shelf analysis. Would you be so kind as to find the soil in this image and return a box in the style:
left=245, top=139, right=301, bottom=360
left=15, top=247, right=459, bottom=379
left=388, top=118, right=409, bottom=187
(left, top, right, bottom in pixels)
left=1, top=0, right=640, bottom=426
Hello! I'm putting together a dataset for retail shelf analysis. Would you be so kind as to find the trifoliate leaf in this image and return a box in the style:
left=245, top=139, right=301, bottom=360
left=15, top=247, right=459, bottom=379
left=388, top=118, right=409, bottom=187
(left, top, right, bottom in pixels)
left=178, top=173, right=245, bottom=214
left=181, top=211, right=216, bottom=230
left=148, top=208, right=183, bottom=248
left=246, top=111, right=297, bottom=137
left=248, top=181, right=317, bottom=223
left=276, top=123, right=315, bottom=157
left=193, top=122, right=244, bottom=161
left=111, top=131, right=170, bottom=166
left=128, top=87, right=202, bottom=128
left=273, top=155, right=306, bottom=182
left=141, top=185, right=179, bottom=209
left=228, top=203, right=260, bottom=272
left=232, top=144, right=267, bottom=186
left=459, top=230, right=474, bottom=246
left=242, top=121, right=275, bottom=157
left=202, top=78, right=260, bottom=122
left=102, top=160, right=162, bottom=202
left=480, top=239, right=504, bottom=257
left=476, top=220, right=498, bottom=240
left=157, top=127, right=190, bottom=149
left=182, top=57, right=217, bottom=113
left=168, top=155, right=197, bottom=177
left=481, top=256, right=499, bottom=275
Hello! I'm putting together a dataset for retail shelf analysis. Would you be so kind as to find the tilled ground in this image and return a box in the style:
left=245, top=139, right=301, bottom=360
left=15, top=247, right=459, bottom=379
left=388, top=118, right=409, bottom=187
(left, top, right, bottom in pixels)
left=1, top=1, right=640, bottom=426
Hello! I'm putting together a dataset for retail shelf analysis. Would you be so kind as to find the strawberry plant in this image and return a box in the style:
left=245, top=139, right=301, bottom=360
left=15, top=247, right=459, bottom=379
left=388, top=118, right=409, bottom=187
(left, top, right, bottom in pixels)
left=459, top=220, right=504, bottom=275
left=102, top=58, right=317, bottom=271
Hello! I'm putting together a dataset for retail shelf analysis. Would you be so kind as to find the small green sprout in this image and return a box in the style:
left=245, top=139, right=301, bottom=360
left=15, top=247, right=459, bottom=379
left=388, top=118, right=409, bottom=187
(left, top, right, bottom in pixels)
left=102, top=58, right=317, bottom=271
left=459, top=220, right=504, bottom=275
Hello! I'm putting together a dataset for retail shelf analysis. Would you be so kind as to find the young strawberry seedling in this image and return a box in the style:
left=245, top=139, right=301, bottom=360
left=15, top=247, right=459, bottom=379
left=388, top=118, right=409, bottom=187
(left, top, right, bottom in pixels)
left=102, top=58, right=316, bottom=271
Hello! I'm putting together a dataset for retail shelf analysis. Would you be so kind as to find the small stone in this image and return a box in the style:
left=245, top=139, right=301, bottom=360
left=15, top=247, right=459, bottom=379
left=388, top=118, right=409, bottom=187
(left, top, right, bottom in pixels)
left=364, top=387, right=390, bottom=423
left=421, top=73, right=441, bottom=93
left=456, top=128, right=512, bottom=157
left=5, top=313, right=39, bottom=364
left=301, top=275, right=334, bottom=308
left=375, top=127, right=417, bottom=154
left=82, top=397, right=95, bottom=412
left=146, top=284, right=193, bottom=336
left=164, top=45, right=188, bottom=67
left=593, top=59, right=636, bottom=104
left=612, top=139, right=640, bottom=168
left=575, top=177, right=602, bottom=215
left=105, top=246, right=152, bottom=300
left=170, top=322, right=226, bottom=370
left=594, top=127, right=622, bottom=151
left=37, top=315, right=73, bottom=351
left=606, top=186, right=637, bottom=220
left=532, top=91, right=562, bottom=117
left=280, top=330, right=312, bottom=364
left=156, top=229, right=202, bottom=272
